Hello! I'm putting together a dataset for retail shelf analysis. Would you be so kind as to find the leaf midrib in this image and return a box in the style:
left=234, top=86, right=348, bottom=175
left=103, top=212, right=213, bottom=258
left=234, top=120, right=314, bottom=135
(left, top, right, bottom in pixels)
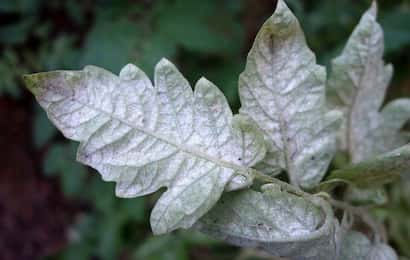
left=43, top=87, right=247, bottom=173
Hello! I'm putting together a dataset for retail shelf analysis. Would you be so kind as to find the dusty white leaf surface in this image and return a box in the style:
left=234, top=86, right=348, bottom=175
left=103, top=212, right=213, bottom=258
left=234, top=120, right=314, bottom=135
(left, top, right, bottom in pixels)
left=239, top=0, right=341, bottom=189
left=197, top=184, right=341, bottom=260
left=327, top=2, right=410, bottom=163
left=23, top=59, right=264, bottom=234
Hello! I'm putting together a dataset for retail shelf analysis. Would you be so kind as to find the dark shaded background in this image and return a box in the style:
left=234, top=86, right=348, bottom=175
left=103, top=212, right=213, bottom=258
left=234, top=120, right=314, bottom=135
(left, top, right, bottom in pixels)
left=1, top=0, right=410, bottom=259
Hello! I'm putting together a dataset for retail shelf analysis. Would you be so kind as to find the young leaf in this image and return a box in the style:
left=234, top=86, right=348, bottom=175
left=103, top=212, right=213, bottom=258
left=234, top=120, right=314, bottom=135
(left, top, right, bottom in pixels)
left=23, top=59, right=263, bottom=235
left=328, top=144, right=410, bottom=187
left=239, top=0, right=341, bottom=189
left=196, top=184, right=340, bottom=260
left=327, top=2, right=410, bottom=163
left=338, top=230, right=398, bottom=260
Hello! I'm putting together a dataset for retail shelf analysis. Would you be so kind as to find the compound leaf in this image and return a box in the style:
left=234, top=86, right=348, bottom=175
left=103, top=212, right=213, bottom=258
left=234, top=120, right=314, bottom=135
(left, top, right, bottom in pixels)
left=239, top=0, right=341, bottom=189
left=327, top=2, right=410, bottom=163
left=23, top=59, right=261, bottom=234
left=197, top=184, right=340, bottom=260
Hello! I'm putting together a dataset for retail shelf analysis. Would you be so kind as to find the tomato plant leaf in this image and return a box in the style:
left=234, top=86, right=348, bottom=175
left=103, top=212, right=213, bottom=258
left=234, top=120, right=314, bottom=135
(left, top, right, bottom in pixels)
left=327, top=2, right=410, bottom=163
left=338, top=230, right=398, bottom=260
left=239, top=0, right=341, bottom=189
left=23, top=59, right=261, bottom=234
left=328, top=144, right=410, bottom=187
left=197, top=184, right=340, bottom=260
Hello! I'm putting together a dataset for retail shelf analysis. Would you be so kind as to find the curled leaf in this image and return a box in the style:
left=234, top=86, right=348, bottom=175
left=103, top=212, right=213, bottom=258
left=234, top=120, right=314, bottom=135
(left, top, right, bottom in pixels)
left=196, top=184, right=340, bottom=260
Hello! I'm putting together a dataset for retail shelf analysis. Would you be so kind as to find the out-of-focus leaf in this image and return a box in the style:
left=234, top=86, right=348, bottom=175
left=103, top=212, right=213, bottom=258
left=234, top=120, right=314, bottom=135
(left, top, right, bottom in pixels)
left=344, top=186, right=387, bottom=206
left=381, top=8, right=410, bottom=53
left=337, top=230, right=372, bottom=260
left=378, top=179, right=410, bottom=257
left=118, top=198, right=146, bottom=222
left=206, top=59, right=244, bottom=109
left=153, top=0, right=242, bottom=54
left=33, top=107, right=57, bottom=147
left=0, top=0, right=41, bottom=13
left=65, top=0, right=87, bottom=25
left=0, top=49, right=25, bottom=97
left=80, top=18, right=140, bottom=73
left=44, top=142, right=87, bottom=196
left=0, top=19, right=34, bottom=44
left=97, top=215, right=123, bottom=260
left=86, top=179, right=117, bottom=214
left=65, top=213, right=124, bottom=260
left=238, top=0, right=341, bottom=189
left=338, top=230, right=398, bottom=260
left=57, top=242, right=92, bottom=260
left=368, top=243, right=399, bottom=260
left=327, top=2, right=410, bottom=163
left=178, top=230, right=220, bottom=246
left=328, top=144, right=410, bottom=188
left=23, top=59, right=261, bottom=234
left=197, top=184, right=340, bottom=260
left=38, top=36, right=80, bottom=71
left=137, top=33, right=177, bottom=76
left=134, top=235, right=188, bottom=260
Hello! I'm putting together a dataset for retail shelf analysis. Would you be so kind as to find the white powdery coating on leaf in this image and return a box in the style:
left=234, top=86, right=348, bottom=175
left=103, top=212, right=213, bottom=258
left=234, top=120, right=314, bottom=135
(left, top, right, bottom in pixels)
left=238, top=0, right=341, bottom=188
left=327, top=2, right=410, bottom=163
left=24, top=59, right=266, bottom=235
left=197, top=186, right=341, bottom=260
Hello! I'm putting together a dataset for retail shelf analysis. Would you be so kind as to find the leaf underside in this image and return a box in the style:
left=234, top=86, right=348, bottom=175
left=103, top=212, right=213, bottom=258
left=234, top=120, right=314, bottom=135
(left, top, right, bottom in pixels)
left=197, top=185, right=340, bottom=260
left=327, top=2, right=410, bottom=163
left=23, top=59, right=265, bottom=234
left=238, top=0, right=341, bottom=189
left=22, top=0, right=405, bottom=258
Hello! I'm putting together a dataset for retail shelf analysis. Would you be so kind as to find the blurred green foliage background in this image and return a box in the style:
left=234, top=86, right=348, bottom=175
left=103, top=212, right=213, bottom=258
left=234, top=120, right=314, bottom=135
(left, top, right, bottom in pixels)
left=1, top=0, right=410, bottom=259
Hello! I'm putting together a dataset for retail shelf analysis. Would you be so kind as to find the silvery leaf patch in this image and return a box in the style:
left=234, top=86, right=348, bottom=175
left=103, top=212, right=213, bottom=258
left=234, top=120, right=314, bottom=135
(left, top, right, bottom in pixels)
left=197, top=184, right=341, bottom=260
left=23, top=59, right=265, bottom=234
left=239, top=0, right=342, bottom=189
left=327, top=2, right=410, bottom=163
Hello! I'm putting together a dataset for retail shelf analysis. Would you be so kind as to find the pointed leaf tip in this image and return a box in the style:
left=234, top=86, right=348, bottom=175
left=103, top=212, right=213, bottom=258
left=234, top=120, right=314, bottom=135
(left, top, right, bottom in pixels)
left=119, top=63, right=139, bottom=80
left=369, top=1, right=378, bottom=17
left=239, top=0, right=336, bottom=188
left=155, top=58, right=173, bottom=70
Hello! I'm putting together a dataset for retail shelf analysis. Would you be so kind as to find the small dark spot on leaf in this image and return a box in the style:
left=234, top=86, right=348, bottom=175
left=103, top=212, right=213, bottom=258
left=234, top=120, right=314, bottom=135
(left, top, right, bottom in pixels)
left=238, top=157, right=242, bottom=161
left=311, top=156, right=315, bottom=160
